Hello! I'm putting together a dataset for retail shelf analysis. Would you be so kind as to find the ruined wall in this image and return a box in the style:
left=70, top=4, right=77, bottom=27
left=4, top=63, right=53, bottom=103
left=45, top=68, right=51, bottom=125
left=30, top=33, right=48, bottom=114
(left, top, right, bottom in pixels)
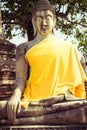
left=0, top=38, right=16, bottom=100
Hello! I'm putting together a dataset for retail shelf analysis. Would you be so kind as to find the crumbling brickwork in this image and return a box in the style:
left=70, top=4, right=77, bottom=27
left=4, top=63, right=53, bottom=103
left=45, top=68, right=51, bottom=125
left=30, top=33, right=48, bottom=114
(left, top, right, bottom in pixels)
left=0, top=38, right=16, bottom=100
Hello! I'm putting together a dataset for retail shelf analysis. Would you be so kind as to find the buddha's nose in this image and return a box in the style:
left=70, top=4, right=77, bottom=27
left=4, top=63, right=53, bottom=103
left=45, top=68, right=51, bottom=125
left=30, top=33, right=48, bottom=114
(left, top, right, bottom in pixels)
left=42, top=19, right=47, bottom=26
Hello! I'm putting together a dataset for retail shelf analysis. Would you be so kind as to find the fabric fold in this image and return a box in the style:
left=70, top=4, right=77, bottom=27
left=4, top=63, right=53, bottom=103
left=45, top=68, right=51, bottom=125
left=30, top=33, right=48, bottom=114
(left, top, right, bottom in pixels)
left=21, top=35, right=87, bottom=108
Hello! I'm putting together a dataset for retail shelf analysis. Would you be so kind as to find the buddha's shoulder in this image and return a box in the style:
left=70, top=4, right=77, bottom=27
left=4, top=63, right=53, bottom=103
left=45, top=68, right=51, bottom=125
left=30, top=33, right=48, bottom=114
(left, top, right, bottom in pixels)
left=53, top=36, right=73, bottom=48
left=16, top=42, right=28, bottom=56
left=25, top=39, right=37, bottom=53
left=16, top=40, right=36, bottom=55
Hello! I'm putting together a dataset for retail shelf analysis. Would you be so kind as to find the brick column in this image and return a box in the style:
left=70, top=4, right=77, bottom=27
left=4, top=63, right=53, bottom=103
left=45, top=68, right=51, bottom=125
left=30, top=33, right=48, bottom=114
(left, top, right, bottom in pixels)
left=0, top=39, right=16, bottom=100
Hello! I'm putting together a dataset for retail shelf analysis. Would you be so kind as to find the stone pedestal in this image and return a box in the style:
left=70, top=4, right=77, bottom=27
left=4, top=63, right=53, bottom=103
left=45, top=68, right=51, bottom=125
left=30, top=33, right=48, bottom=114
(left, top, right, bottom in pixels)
left=0, top=125, right=87, bottom=130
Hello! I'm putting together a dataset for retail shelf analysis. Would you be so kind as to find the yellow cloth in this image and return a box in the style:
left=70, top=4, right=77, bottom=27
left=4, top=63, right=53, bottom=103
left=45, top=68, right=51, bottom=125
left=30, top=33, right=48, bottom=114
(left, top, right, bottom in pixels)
left=22, top=35, right=87, bottom=108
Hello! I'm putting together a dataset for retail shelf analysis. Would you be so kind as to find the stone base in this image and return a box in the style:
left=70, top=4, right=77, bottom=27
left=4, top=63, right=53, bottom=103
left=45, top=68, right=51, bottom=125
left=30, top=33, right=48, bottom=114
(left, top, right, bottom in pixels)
left=0, top=125, right=87, bottom=130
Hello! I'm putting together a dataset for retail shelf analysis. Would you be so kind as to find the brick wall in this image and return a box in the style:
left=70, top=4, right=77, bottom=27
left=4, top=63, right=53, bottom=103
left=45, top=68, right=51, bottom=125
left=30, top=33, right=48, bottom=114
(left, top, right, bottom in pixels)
left=0, top=38, right=16, bottom=100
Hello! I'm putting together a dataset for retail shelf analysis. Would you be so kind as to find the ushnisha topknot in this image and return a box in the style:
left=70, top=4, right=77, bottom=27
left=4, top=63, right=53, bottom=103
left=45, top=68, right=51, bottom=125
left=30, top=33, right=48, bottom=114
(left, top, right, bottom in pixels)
left=32, top=0, right=56, bottom=18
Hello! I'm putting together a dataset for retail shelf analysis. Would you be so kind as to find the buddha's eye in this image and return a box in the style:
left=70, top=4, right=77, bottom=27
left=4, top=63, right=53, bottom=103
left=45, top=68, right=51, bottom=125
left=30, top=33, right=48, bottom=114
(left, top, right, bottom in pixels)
left=47, top=16, right=51, bottom=20
left=37, top=16, right=42, bottom=22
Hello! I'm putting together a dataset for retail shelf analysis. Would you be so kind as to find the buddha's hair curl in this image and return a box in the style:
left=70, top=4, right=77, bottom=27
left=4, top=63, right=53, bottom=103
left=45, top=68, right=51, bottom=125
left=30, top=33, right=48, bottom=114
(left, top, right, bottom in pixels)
left=32, top=0, right=56, bottom=18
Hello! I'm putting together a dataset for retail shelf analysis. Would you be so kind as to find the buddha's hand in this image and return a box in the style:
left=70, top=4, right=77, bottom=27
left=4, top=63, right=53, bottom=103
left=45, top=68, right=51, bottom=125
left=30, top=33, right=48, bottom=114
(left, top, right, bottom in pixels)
left=7, top=96, right=21, bottom=123
left=65, top=90, right=81, bottom=101
left=39, top=94, right=65, bottom=106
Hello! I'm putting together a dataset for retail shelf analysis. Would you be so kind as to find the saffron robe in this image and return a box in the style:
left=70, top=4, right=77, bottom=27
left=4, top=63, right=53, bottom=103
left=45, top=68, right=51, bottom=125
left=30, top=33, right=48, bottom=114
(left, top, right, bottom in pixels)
left=22, top=35, right=87, bottom=108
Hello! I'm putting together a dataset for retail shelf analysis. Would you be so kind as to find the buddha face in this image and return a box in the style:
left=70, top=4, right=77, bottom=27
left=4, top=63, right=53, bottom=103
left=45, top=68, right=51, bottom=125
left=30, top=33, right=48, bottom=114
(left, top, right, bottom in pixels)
left=33, top=10, right=55, bottom=36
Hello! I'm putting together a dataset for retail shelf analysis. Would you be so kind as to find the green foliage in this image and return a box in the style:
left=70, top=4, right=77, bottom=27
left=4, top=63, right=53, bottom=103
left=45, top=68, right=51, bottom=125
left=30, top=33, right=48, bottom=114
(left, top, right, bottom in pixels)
left=1, top=0, right=87, bottom=51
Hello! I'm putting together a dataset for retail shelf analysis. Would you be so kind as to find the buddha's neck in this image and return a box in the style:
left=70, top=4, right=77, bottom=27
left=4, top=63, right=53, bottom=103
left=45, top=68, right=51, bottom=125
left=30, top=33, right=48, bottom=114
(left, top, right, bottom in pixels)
left=36, top=33, right=53, bottom=42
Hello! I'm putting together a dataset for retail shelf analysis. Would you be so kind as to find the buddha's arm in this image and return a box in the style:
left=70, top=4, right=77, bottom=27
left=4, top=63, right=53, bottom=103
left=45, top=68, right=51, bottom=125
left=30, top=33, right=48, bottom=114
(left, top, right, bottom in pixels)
left=13, top=43, right=28, bottom=99
left=7, top=43, right=28, bottom=123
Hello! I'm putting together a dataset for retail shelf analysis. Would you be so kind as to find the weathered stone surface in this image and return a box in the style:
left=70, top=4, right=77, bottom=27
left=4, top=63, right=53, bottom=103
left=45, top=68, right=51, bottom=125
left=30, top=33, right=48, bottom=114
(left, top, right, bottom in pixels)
left=0, top=38, right=16, bottom=100
left=0, top=100, right=87, bottom=125
left=0, top=124, right=87, bottom=130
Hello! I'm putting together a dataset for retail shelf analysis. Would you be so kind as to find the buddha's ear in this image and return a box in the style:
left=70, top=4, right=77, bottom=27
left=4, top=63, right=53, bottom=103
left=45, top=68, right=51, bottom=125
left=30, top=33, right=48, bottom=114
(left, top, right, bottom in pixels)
left=53, top=17, right=56, bottom=28
left=52, top=17, right=56, bottom=34
left=32, top=18, right=37, bottom=36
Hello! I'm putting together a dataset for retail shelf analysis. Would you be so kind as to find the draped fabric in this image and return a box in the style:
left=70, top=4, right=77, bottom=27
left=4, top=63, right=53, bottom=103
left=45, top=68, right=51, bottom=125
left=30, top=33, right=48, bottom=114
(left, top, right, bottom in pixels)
left=21, top=35, right=87, bottom=108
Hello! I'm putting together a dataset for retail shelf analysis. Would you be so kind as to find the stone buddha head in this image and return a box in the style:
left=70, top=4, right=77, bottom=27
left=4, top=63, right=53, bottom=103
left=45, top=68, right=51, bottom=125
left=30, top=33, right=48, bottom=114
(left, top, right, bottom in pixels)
left=32, top=0, right=56, bottom=37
